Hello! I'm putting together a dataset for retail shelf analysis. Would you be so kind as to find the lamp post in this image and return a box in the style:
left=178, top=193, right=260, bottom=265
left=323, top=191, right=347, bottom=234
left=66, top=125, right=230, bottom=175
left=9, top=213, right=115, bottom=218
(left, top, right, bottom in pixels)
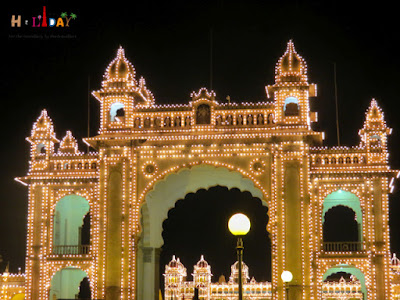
left=228, top=213, right=251, bottom=300
left=281, top=270, right=293, bottom=300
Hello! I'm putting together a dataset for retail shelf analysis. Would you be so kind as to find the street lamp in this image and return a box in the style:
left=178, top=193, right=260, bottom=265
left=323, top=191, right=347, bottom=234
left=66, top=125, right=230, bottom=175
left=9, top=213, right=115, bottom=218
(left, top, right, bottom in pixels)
left=281, top=270, right=293, bottom=300
left=228, top=213, right=251, bottom=300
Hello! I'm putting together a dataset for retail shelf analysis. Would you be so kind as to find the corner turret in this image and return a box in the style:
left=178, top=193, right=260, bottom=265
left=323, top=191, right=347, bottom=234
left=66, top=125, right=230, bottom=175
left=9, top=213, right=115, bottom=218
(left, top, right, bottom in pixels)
left=26, top=109, right=59, bottom=170
left=266, top=40, right=317, bottom=127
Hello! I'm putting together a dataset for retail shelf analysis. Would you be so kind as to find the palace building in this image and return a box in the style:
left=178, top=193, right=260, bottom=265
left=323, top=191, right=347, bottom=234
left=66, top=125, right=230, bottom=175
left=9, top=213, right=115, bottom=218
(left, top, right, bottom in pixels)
left=5, top=40, right=400, bottom=299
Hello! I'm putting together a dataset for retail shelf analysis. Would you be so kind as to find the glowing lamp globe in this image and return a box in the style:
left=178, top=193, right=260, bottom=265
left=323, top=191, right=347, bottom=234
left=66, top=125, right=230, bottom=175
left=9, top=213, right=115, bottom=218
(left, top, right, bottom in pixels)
left=228, top=213, right=251, bottom=236
left=281, top=270, right=293, bottom=283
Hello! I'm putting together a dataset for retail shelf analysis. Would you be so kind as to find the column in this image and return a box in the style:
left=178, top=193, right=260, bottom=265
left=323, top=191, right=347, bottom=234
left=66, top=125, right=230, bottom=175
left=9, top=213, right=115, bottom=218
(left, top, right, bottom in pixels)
left=284, top=161, right=302, bottom=300
left=138, top=246, right=161, bottom=300
left=105, top=165, right=123, bottom=300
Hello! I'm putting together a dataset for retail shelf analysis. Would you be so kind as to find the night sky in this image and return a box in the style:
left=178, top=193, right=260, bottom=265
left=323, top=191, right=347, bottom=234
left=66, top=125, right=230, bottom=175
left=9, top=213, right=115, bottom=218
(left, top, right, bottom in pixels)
left=2, top=0, right=400, bottom=283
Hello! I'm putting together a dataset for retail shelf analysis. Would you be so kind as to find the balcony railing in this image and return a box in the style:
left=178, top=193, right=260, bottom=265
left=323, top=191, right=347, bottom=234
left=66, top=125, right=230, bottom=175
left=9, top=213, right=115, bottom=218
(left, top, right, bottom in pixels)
left=323, top=241, right=363, bottom=252
left=52, top=245, right=90, bottom=255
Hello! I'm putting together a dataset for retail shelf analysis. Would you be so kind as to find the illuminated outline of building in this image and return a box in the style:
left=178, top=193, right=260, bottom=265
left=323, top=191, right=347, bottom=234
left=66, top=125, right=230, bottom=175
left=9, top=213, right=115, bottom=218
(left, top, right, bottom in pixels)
left=7, top=40, right=400, bottom=300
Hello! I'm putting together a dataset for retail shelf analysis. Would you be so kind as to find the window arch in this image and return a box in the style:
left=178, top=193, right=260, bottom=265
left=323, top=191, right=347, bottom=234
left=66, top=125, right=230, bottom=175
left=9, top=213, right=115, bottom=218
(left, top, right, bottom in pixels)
left=53, top=195, right=90, bottom=254
left=110, top=102, right=125, bottom=122
left=50, top=267, right=91, bottom=300
left=36, top=143, right=46, bottom=154
left=284, top=96, right=299, bottom=116
left=322, top=190, right=363, bottom=245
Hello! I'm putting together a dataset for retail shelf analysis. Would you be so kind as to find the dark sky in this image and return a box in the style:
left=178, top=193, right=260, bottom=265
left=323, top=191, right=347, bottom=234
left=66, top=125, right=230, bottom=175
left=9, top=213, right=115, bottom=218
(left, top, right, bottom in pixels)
left=2, top=0, right=400, bottom=280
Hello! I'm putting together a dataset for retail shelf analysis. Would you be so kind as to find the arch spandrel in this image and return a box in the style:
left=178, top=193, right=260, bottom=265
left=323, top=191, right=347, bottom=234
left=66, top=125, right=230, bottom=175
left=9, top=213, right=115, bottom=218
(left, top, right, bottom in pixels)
left=139, top=164, right=267, bottom=248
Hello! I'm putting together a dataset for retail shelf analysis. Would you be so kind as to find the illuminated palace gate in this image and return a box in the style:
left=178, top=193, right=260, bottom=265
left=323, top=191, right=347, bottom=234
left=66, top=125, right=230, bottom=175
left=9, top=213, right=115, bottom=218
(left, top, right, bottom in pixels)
left=18, top=41, right=397, bottom=300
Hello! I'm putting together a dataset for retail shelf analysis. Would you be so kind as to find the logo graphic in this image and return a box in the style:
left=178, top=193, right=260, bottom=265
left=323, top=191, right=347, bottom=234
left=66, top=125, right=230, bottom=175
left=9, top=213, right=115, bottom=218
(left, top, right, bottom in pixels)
left=11, top=6, right=77, bottom=28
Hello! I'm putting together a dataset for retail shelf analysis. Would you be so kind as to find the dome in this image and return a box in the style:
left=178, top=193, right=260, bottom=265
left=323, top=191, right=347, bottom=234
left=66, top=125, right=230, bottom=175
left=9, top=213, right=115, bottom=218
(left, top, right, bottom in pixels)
left=196, top=255, right=209, bottom=268
left=167, top=255, right=184, bottom=269
left=104, top=46, right=136, bottom=83
left=275, top=40, right=307, bottom=83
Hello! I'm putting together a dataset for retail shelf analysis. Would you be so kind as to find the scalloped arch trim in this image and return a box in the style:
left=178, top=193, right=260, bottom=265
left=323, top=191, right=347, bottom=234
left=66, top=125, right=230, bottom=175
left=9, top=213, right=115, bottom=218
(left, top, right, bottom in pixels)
left=141, top=164, right=265, bottom=247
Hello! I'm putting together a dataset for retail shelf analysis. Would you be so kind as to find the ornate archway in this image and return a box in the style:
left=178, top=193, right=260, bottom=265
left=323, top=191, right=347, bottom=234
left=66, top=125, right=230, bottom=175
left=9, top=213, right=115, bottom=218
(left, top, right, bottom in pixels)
left=137, top=164, right=267, bottom=300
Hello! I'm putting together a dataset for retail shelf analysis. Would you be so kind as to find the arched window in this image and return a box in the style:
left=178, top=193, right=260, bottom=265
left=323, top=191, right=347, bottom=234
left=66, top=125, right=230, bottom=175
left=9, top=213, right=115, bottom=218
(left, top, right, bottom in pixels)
left=338, top=157, right=344, bottom=164
left=353, top=157, right=359, bottom=164
left=331, top=157, right=336, bottom=164
left=216, top=115, right=223, bottom=125
left=284, top=96, right=299, bottom=116
left=36, top=143, right=46, bottom=155
left=322, top=190, right=363, bottom=251
left=50, top=267, right=91, bottom=300
left=110, top=103, right=125, bottom=122
left=84, top=163, right=89, bottom=169
left=78, top=163, right=82, bottom=169
left=91, top=162, right=97, bottom=169
left=346, top=157, right=351, bottom=164
left=324, top=157, right=329, bottom=164
left=53, top=195, right=90, bottom=254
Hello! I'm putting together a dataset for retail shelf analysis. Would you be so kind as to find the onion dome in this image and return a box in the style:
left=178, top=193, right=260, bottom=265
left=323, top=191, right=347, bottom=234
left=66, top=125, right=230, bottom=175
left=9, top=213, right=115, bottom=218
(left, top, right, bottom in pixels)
left=196, top=255, right=209, bottom=268
left=392, top=253, right=400, bottom=267
left=58, top=131, right=80, bottom=154
left=93, top=47, right=156, bottom=107
left=166, top=255, right=185, bottom=269
left=275, top=40, right=307, bottom=83
left=104, top=46, right=136, bottom=83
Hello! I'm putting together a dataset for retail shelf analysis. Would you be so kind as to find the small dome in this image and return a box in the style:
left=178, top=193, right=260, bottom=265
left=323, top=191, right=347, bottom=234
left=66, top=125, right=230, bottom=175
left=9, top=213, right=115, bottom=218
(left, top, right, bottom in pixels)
left=275, top=40, right=307, bottom=83
left=104, top=46, right=136, bottom=82
left=168, top=255, right=184, bottom=269
left=196, top=255, right=209, bottom=268
left=58, top=131, right=79, bottom=154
